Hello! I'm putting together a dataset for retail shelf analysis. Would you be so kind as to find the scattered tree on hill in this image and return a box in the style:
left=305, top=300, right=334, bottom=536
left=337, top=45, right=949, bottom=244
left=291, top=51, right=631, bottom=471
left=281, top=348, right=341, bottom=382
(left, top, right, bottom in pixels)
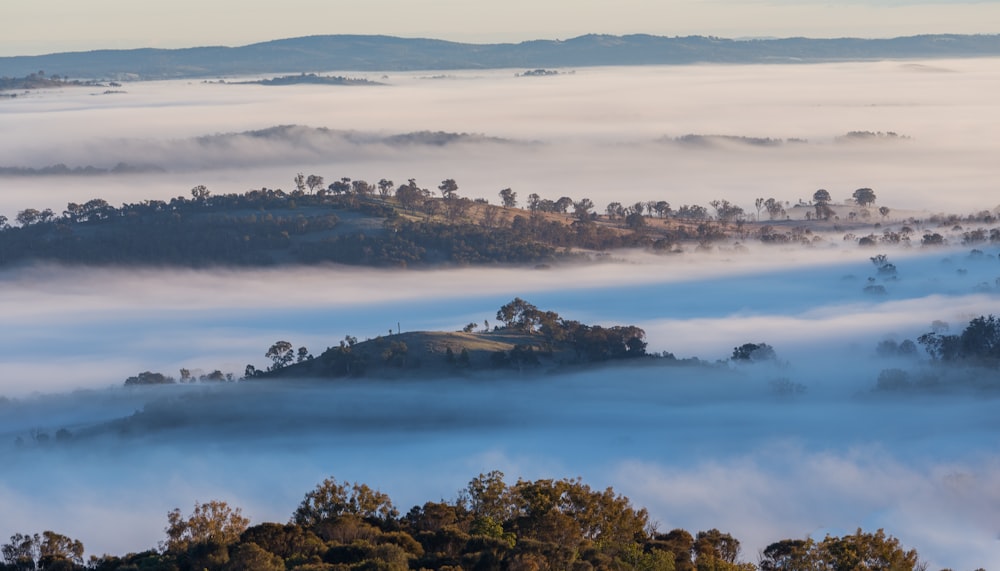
left=377, top=178, right=394, bottom=198
left=499, top=188, right=517, bottom=208
left=709, top=199, right=745, bottom=223
left=676, top=204, right=709, bottom=221
left=438, top=179, right=459, bottom=200
left=266, top=341, right=294, bottom=371
left=306, top=174, right=325, bottom=194
left=853, top=187, right=877, bottom=207
left=763, top=198, right=786, bottom=220
left=191, top=185, right=211, bottom=201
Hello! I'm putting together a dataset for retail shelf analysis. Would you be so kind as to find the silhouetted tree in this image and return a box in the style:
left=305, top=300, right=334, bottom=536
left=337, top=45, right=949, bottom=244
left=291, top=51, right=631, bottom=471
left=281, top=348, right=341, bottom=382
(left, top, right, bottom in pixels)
left=852, top=187, right=877, bottom=207
left=499, top=188, right=517, bottom=208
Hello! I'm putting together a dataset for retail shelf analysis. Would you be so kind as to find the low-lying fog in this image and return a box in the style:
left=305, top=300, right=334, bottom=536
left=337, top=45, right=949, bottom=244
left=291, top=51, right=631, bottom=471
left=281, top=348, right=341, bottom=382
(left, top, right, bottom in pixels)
left=2, top=60, right=1000, bottom=569
left=2, top=243, right=1000, bottom=568
left=2, top=60, right=1000, bottom=216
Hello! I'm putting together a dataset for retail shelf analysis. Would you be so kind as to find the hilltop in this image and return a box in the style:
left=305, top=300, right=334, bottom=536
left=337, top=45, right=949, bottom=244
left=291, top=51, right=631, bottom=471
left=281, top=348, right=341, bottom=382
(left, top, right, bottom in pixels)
left=251, top=298, right=652, bottom=380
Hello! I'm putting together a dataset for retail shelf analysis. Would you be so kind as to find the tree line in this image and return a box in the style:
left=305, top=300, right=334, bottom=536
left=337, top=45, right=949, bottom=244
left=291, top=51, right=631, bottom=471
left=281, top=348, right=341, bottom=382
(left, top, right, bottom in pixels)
left=3, top=471, right=942, bottom=571
left=0, top=173, right=941, bottom=269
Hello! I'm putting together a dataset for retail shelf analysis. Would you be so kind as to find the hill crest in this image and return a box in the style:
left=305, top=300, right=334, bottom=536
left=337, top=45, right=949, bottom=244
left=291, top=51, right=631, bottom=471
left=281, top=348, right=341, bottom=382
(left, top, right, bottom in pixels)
left=3, top=33, right=1000, bottom=79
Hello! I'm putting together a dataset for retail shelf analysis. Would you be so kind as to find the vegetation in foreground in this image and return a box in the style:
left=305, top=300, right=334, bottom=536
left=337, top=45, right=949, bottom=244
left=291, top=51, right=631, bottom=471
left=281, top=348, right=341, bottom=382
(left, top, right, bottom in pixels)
left=2, top=471, right=943, bottom=571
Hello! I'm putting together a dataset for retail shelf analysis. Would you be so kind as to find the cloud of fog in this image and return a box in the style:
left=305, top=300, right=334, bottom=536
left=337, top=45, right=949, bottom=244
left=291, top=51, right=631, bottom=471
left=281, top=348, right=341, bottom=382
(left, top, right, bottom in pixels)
left=1, top=366, right=998, bottom=568
left=617, top=448, right=1000, bottom=570
left=3, top=60, right=1000, bottom=215
left=2, top=242, right=999, bottom=396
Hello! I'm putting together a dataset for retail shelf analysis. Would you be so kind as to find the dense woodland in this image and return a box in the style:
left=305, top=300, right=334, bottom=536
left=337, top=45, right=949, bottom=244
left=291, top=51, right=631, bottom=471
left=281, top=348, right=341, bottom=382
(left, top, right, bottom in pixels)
left=2, top=174, right=997, bottom=269
left=2, top=471, right=945, bottom=571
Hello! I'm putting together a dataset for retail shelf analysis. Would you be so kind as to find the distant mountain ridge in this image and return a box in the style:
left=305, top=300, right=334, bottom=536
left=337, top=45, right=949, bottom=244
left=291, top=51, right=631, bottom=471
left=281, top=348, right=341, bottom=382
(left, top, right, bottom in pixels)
left=3, top=33, right=1000, bottom=79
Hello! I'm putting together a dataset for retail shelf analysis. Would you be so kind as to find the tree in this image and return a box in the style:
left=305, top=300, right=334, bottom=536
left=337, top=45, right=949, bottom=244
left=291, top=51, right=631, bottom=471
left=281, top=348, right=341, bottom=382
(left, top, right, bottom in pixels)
left=499, top=188, right=517, bottom=208
left=812, top=189, right=831, bottom=205
left=296, top=346, right=311, bottom=363
left=2, top=533, right=40, bottom=570
left=676, top=204, right=708, bottom=220
left=654, top=201, right=671, bottom=218
left=37, top=531, right=85, bottom=569
left=15, top=209, right=41, bottom=226
left=625, top=210, right=646, bottom=229
left=527, top=193, right=541, bottom=212
left=293, top=174, right=307, bottom=195
left=496, top=298, right=540, bottom=332
left=395, top=179, right=425, bottom=209
left=377, top=178, right=394, bottom=199
left=731, top=342, right=776, bottom=362
left=878, top=206, right=890, bottom=220
left=709, top=200, right=745, bottom=223
left=292, top=477, right=398, bottom=526
left=573, top=198, right=594, bottom=221
left=653, top=529, right=695, bottom=571
left=191, top=185, right=211, bottom=201
left=305, top=174, right=325, bottom=194
left=694, top=528, right=740, bottom=567
left=226, top=542, right=285, bottom=571
left=852, top=187, right=877, bottom=207
left=163, top=500, right=249, bottom=553
left=606, top=202, right=624, bottom=220
left=759, top=538, right=816, bottom=571
left=816, top=528, right=924, bottom=571
left=438, top=178, right=459, bottom=200
left=921, top=232, right=944, bottom=246
left=351, top=179, right=373, bottom=196
left=555, top=196, right=575, bottom=214
left=815, top=203, right=835, bottom=221
left=329, top=178, right=351, bottom=195
left=764, top=198, right=786, bottom=220
left=266, top=341, right=294, bottom=370
left=463, top=471, right=511, bottom=523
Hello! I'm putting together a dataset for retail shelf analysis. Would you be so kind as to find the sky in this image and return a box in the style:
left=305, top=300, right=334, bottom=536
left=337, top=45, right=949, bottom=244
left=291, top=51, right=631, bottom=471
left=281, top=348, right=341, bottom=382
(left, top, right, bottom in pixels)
left=3, top=0, right=1000, bottom=57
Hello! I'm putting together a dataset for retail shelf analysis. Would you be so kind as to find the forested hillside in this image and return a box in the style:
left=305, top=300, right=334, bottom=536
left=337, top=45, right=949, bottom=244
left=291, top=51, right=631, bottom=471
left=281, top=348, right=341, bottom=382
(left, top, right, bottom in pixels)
left=5, top=174, right=982, bottom=269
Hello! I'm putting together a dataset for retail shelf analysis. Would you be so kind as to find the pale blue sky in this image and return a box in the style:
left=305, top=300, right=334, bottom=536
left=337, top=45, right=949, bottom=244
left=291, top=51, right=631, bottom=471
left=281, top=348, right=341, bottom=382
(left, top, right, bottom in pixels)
left=2, top=0, right=999, bottom=56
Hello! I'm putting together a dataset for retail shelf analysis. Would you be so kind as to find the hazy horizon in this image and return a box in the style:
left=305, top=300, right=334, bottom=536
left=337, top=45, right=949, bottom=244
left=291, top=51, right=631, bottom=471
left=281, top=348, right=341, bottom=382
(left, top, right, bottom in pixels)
left=5, top=0, right=1000, bottom=57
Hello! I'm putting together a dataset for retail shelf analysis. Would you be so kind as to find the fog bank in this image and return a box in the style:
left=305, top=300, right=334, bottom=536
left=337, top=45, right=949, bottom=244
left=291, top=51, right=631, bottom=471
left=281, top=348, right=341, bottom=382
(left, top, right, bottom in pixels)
left=3, top=60, right=1000, bottom=216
